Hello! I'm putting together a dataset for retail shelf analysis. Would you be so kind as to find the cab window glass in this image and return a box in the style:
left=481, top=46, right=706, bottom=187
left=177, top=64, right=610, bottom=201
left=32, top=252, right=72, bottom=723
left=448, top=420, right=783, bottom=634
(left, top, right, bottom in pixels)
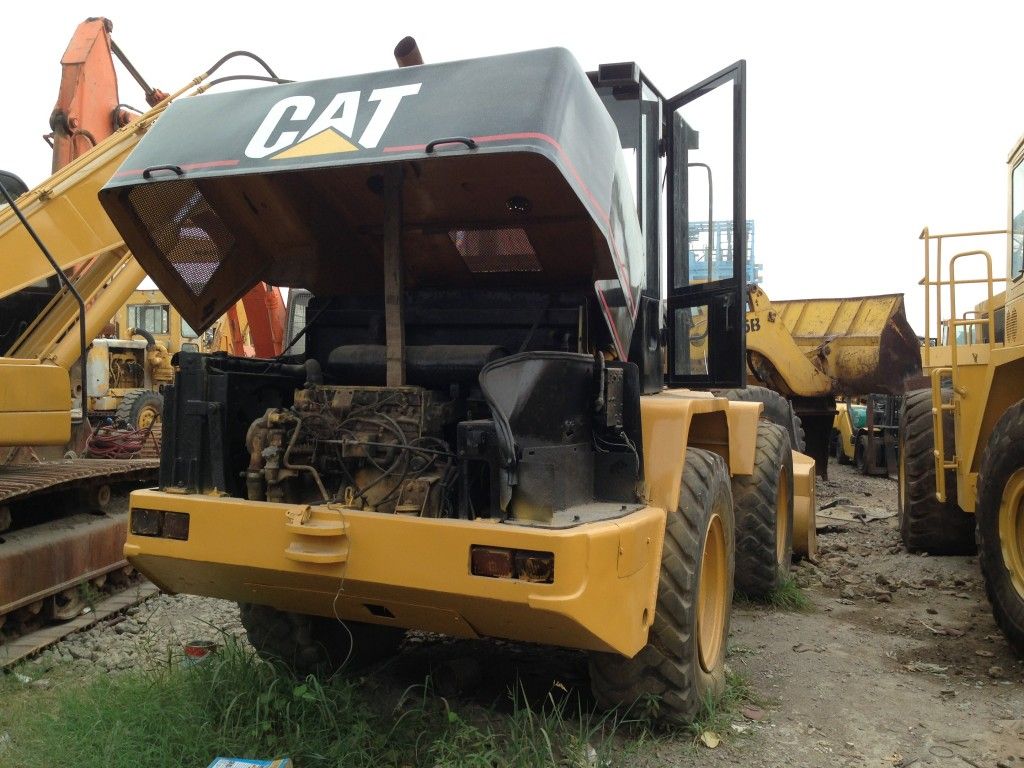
left=127, top=304, right=169, bottom=334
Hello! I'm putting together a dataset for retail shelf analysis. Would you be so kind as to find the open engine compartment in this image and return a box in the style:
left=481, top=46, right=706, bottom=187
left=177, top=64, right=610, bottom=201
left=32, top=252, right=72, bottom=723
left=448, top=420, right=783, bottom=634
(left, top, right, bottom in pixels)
left=159, top=289, right=644, bottom=526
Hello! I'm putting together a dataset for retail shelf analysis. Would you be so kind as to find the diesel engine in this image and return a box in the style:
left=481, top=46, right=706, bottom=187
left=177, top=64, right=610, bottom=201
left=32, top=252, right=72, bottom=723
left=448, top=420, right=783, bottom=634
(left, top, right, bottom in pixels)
left=244, top=385, right=460, bottom=515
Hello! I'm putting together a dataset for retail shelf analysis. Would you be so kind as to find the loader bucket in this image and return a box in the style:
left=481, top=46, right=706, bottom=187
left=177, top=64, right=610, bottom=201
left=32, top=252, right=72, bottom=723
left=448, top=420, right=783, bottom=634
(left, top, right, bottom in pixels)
left=747, top=290, right=922, bottom=397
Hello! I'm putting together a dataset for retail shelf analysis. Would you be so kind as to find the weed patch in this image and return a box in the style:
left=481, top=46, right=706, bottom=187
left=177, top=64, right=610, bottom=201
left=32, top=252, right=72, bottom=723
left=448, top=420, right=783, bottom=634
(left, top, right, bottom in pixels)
left=0, top=641, right=654, bottom=768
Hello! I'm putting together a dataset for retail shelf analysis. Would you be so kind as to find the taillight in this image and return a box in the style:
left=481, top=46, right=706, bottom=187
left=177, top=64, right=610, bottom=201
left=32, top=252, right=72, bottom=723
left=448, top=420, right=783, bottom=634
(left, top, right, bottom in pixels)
left=471, top=546, right=554, bottom=583
left=130, top=508, right=190, bottom=540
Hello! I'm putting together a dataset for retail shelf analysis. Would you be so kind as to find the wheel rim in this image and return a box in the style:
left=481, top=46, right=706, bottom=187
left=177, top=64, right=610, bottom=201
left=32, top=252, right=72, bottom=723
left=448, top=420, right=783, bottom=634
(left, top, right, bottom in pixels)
left=697, top=513, right=728, bottom=673
left=776, top=467, right=791, bottom=564
left=137, top=403, right=160, bottom=430
left=998, top=468, right=1024, bottom=599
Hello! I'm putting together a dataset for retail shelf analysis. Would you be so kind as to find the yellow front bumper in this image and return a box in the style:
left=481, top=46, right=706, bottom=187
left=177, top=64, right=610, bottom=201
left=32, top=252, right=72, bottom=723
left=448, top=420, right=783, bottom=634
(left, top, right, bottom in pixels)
left=125, top=490, right=666, bottom=657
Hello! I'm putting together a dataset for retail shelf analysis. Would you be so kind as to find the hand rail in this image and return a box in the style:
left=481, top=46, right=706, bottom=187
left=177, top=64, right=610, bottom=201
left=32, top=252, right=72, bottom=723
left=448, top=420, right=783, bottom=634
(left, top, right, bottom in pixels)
left=929, top=367, right=956, bottom=503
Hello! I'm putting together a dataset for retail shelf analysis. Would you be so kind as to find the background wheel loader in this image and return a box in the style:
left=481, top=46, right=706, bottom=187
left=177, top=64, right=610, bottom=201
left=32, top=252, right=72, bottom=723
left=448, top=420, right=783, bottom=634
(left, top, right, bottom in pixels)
left=741, top=285, right=921, bottom=477
left=98, top=39, right=818, bottom=721
left=898, top=141, right=1024, bottom=655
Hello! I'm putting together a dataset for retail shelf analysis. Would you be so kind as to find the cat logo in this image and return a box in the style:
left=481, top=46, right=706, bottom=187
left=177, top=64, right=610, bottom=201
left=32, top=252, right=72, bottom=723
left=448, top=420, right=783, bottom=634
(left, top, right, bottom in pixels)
left=244, top=83, right=421, bottom=160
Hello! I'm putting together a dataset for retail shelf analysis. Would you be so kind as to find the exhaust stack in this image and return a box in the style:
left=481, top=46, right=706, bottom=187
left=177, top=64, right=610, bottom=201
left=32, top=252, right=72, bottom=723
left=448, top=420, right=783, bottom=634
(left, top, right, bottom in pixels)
left=394, top=36, right=423, bottom=67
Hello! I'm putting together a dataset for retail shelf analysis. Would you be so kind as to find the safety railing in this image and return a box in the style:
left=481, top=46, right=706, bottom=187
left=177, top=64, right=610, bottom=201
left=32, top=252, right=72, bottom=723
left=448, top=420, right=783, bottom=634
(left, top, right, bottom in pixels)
left=919, top=228, right=1004, bottom=502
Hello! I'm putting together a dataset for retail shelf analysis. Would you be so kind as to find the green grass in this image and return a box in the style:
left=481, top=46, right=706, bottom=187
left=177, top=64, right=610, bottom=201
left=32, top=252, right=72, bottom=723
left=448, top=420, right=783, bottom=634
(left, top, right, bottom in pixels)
left=765, top=576, right=813, bottom=612
left=0, top=641, right=655, bottom=768
left=0, top=636, right=773, bottom=767
left=685, top=668, right=755, bottom=739
left=736, top=575, right=813, bottom=612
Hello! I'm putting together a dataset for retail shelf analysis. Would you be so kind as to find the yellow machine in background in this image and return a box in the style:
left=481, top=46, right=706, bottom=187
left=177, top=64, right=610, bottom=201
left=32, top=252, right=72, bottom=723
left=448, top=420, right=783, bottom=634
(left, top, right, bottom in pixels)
left=832, top=401, right=863, bottom=464
left=0, top=28, right=293, bottom=634
left=113, top=289, right=200, bottom=359
left=900, top=135, right=1024, bottom=656
left=85, top=288, right=200, bottom=428
left=742, top=285, right=921, bottom=476
left=830, top=396, right=900, bottom=476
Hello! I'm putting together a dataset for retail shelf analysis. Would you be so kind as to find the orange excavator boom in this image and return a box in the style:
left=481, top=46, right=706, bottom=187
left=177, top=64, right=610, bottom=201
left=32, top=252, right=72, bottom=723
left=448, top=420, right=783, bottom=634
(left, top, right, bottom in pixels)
left=48, top=17, right=167, bottom=173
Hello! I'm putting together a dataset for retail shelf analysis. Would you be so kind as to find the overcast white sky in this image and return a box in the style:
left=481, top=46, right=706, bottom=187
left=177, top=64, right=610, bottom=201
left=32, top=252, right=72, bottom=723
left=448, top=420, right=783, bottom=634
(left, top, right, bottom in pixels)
left=5, top=1, right=1024, bottom=335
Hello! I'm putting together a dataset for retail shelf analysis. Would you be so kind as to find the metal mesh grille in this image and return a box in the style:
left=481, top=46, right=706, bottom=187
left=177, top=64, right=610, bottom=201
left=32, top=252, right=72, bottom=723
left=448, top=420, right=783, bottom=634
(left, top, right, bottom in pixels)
left=449, top=228, right=541, bottom=273
left=1008, top=308, right=1018, bottom=343
left=127, top=180, right=235, bottom=296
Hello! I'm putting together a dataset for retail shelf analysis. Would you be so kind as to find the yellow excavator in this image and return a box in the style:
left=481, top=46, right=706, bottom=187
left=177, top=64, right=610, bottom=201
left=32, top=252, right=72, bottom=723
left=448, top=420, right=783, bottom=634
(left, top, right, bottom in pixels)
left=0, top=18, right=288, bottom=634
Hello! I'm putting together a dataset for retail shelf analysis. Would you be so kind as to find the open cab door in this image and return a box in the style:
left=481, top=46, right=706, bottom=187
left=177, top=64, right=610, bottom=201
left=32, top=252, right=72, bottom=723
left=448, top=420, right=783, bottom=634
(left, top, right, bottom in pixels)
left=665, top=61, right=746, bottom=389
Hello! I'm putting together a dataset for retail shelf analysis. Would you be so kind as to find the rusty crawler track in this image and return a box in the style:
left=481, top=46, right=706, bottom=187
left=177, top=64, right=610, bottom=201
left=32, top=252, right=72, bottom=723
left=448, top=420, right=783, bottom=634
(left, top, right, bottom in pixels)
left=0, top=458, right=158, bottom=505
left=1, top=458, right=158, bottom=631
left=0, top=580, right=159, bottom=669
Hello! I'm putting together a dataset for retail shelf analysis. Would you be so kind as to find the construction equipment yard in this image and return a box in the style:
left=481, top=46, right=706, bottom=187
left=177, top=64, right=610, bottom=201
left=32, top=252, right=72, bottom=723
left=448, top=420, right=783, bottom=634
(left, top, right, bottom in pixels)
left=4, top=5, right=1024, bottom=768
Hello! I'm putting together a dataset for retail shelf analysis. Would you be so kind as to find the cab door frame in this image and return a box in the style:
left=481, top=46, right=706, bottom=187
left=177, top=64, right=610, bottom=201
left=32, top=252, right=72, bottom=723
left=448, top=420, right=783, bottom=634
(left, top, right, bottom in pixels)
left=665, top=60, right=747, bottom=389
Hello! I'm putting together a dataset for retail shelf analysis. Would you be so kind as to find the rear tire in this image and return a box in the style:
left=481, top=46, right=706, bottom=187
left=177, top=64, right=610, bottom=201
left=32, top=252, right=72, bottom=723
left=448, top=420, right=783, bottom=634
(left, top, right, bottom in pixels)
left=833, top=429, right=852, bottom=465
left=732, top=422, right=794, bottom=598
left=898, top=388, right=975, bottom=554
left=976, top=402, right=1024, bottom=656
left=855, top=434, right=869, bottom=474
left=239, top=603, right=405, bottom=677
left=718, top=386, right=805, bottom=453
left=115, top=389, right=163, bottom=430
left=589, top=448, right=735, bottom=724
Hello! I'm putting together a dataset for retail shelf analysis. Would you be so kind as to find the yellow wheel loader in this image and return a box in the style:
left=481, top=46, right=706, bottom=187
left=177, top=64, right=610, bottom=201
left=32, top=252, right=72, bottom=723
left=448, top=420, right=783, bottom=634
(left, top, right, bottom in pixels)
left=98, top=41, right=818, bottom=720
left=831, top=396, right=900, bottom=476
left=902, top=137, right=1024, bottom=655
left=743, top=285, right=921, bottom=477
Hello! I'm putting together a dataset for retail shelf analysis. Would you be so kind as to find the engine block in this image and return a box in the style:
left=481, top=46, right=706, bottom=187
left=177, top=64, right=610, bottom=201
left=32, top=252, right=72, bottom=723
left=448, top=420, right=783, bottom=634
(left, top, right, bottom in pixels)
left=244, top=385, right=458, bottom=515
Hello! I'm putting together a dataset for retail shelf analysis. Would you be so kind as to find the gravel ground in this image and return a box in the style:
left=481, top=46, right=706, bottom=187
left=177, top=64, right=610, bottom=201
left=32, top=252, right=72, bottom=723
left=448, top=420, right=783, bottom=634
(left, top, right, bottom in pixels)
left=27, top=594, right=246, bottom=676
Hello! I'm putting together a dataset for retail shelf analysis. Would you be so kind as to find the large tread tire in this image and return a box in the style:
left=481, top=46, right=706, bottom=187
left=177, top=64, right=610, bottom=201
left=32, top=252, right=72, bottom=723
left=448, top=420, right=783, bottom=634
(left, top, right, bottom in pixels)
left=115, top=388, right=164, bottom=430
left=898, top=388, right=975, bottom=554
left=589, top=448, right=735, bottom=724
left=976, top=401, right=1024, bottom=656
left=732, top=422, right=794, bottom=598
left=239, top=603, right=405, bottom=677
left=832, top=428, right=852, bottom=465
left=719, top=386, right=805, bottom=453
left=855, top=434, right=869, bottom=474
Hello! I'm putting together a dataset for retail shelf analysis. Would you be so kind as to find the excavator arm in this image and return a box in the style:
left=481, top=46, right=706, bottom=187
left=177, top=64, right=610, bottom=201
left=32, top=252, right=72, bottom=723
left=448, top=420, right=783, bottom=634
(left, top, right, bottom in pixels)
left=47, top=17, right=167, bottom=173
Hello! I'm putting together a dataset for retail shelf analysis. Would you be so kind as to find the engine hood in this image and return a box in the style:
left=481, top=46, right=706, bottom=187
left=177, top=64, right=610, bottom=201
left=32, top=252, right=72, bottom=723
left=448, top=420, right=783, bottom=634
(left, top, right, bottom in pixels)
left=100, top=48, right=645, bottom=358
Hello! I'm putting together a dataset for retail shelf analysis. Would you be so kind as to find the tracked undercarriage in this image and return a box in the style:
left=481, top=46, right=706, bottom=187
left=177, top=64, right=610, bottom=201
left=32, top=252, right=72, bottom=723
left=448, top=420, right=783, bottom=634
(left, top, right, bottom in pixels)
left=0, top=458, right=157, bottom=632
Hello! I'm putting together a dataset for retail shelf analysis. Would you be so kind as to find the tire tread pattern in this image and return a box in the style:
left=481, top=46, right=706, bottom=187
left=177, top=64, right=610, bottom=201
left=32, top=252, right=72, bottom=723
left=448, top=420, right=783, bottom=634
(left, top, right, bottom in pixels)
left=114, top=388, right=163, bottom=428
left=589, top=448, right=735, bottom=724
left=732, top=422, right=794, bottom=597
left=899, top=389, right=975, bottom=554
left=718, top=386, right=805, bottom=453
left=975, top=402, right=1024, bottom=656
